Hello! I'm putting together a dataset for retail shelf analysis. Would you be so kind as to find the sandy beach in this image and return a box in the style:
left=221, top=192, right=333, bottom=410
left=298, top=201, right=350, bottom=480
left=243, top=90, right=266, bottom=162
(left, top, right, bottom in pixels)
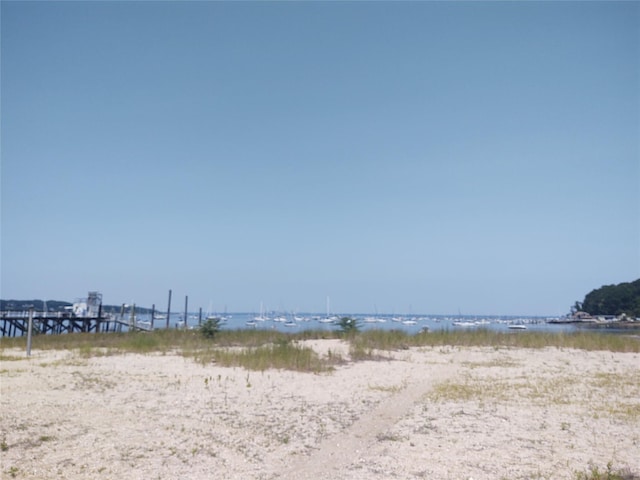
left=1, top=340, right=639, bottom=479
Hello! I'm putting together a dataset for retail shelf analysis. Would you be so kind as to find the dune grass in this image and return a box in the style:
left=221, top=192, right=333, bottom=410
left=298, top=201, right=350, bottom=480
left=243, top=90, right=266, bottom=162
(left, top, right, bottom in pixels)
left=0, top=328, right=330, bottom=353
left=348, top=328, right=639, bottom=353
left=187, top=339, right=336, bottom=373
left=1, top=327, right=638, bottom=372
left=0, top=329, right=339, bottom=372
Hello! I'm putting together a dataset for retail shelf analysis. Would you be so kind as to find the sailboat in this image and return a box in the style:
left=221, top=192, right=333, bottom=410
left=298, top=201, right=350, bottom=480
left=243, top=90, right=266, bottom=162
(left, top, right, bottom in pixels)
left=254, top=302, right=268, bottom=322
left=206, top=301, right=220, bottom=321
left=318, top=296, right=337, bottom=323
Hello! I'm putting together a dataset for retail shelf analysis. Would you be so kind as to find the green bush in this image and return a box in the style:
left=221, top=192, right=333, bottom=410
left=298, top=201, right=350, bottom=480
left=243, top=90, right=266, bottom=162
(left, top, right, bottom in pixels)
left=200, top=318, right=221, bottom=339
left=337, top=317, right=360, bottom=336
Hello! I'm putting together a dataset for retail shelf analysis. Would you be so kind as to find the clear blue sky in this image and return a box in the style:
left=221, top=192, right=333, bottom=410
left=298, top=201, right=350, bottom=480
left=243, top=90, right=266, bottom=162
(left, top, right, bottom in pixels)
left=1, top=1, right=638, bottom=316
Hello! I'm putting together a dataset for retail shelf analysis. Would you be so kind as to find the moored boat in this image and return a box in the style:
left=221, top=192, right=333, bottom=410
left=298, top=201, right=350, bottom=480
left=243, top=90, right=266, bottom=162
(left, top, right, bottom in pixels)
left=508, top=324, right=527, bottom=330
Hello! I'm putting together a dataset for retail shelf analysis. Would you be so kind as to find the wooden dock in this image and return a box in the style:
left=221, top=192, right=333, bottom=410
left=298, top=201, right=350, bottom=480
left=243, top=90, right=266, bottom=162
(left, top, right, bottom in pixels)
left=1, top=312, right=150, bottom=337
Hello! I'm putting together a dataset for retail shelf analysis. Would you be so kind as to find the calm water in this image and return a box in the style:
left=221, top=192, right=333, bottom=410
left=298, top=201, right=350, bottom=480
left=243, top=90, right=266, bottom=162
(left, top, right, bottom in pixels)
left=134, top=312, right=580, bottom=334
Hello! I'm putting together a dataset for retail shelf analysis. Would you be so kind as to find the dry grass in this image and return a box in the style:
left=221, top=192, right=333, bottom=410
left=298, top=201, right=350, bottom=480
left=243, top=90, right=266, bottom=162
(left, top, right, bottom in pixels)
left=1, top=328, right=638, bottom=373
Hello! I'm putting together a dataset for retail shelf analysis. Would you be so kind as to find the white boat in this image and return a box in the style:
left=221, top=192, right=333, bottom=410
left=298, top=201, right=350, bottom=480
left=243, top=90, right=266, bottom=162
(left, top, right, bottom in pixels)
left=253, top=302, right=268, bottom=322
left=453, top=321, right=477, bottom=327
left=318, top=317, right=337, bottom=324
left=508, top=324, right=527, bottom=330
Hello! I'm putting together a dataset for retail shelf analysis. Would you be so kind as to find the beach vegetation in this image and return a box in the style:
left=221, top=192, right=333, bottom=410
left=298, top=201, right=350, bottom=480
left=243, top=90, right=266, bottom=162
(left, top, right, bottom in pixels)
left=574, top=462, right=639, bottom=480
left=376, top=431, right=403, bottom=442
left=336, top=316, right=360, bottom=336
left=1, top=327, right=638, bottom=374
left=200, top=317, right=221, bottom=339
left=188, top=339, right=334, bottom=373
left=0, top=354, right=25, bottom=362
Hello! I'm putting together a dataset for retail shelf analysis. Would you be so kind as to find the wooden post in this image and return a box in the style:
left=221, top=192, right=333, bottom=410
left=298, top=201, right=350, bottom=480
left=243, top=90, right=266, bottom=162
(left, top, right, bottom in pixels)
left=97, top=303, right=102, bottom=333
left=130, top=304, right=136, bottom=329
left=198, top=307, right=202, bottom=326
left=151, top=304, right=155, bottom=330
left=166, top=290, right=172, bottom=329
left=183, top=296, right=188, bottom=329
left=26, top=308, right=34, bottom=356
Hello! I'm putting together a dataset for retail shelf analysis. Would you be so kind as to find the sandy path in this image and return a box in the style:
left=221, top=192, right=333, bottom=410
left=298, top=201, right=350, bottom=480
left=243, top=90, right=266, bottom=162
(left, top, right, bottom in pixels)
left=281, top=363, right=459, bottom=480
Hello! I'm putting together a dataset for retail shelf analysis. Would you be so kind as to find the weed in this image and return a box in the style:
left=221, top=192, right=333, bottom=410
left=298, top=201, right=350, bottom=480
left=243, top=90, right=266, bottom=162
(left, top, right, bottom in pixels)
left=368, top=383, right=404, bottom=394
left=574, top=462, right=639, bottom=480
left=0, top=354, right=25, bottom=362
left=376, top=431, right=403, bottom=442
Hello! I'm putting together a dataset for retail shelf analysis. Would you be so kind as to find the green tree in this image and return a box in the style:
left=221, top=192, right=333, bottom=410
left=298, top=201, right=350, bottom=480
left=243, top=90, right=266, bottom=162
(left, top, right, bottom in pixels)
left=580, top=279, right=640, bottom=317
left=571, top=301, right=583, bottom=314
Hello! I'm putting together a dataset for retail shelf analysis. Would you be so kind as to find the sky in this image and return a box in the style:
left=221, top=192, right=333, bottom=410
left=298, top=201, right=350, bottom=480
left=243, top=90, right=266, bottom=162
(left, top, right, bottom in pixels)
left=1, top=1, right=638, bottom=316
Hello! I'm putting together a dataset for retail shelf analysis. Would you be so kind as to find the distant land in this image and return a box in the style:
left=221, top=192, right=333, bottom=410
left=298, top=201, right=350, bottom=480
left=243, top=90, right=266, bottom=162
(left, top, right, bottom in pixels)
left=574, top=278, right=640, bottom=318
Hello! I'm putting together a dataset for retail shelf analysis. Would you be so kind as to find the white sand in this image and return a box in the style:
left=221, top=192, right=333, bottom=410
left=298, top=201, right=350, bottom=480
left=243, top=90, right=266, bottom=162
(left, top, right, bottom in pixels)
left=1, top=341, right=639, bottom=479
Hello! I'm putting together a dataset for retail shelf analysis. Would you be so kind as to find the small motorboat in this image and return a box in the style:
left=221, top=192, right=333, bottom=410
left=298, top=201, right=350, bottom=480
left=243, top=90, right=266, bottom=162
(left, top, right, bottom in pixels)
left=508, top=324, right=527, bottom=330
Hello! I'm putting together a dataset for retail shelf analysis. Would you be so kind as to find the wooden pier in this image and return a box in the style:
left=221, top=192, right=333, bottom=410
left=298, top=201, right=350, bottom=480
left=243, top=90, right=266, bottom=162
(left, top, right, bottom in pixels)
left=1, top=312, right=150, bottom=337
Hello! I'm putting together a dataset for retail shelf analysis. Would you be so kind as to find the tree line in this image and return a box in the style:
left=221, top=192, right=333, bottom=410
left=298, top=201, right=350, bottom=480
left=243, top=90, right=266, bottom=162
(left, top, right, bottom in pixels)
left=573, top=279, right=640, bottom=318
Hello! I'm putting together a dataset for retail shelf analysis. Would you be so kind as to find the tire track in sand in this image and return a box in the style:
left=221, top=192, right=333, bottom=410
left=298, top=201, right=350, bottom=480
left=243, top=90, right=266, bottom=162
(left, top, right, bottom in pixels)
left=278, top=365, right=458, bottom=480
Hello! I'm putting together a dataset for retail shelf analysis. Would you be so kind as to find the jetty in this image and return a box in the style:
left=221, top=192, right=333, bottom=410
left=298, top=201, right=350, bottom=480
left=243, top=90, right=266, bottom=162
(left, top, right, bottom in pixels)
left=1, top=310, right=150, bottom=337
left=0, top=291, right=158, bottom=338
